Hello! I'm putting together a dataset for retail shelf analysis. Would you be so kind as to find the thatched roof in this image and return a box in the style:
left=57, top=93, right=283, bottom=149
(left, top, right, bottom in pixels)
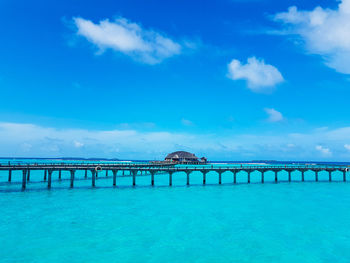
left=165, top=151, right=199, bottom=160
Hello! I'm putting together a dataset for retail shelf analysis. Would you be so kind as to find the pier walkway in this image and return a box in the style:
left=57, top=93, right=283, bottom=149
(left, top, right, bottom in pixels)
left=0, top=163, right=348, bottom=190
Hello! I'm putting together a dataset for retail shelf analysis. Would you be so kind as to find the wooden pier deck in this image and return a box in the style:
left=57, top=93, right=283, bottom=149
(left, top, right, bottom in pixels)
left=0, top=163, right=348, bottom=190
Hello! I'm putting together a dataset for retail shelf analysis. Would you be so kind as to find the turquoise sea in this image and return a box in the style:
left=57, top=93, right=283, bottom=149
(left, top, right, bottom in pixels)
left=1, top=159, right=350, bottom=263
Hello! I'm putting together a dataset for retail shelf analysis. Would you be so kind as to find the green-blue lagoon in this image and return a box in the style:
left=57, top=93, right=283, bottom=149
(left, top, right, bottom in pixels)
left=1, top=160, right=350, bottom=263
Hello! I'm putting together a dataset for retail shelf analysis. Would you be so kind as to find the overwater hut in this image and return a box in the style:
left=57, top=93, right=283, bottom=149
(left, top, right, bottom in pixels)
left=165, top=151, right=207, bottom=164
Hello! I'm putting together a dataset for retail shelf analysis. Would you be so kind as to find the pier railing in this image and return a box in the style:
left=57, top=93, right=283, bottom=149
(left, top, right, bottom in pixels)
left=0, top=163, right=348, bottom=190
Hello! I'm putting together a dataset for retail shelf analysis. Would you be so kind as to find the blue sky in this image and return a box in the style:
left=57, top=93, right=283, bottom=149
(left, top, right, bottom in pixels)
left=1, top=0, right=350, bottom=160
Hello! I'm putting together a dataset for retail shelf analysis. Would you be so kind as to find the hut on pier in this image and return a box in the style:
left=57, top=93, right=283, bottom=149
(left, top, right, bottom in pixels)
left=165, top=151, right=207, bottom=164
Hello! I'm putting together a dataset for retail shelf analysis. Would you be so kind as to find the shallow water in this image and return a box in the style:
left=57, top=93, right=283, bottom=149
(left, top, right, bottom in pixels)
left=1, top=161, right=350, bottom=262
left=1, top=183, right=350, bottom=262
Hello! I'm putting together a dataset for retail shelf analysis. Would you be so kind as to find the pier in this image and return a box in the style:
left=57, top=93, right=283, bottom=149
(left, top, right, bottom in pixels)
left=0, top=163, right=348, bottom=190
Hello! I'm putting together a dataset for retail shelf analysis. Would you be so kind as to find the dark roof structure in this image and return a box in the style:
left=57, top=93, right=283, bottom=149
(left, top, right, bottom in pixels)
left=165, top=151, right=199, bottom=160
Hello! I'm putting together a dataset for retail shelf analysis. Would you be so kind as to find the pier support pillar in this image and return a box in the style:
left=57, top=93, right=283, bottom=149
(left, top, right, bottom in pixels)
left=169, top=172, right=173, bottom=186
left=343, top=170, right=347, bottom=182
left=85, top=169, right=87, bottom=179
left=329, top=171, right=332, bottom=182
left=219, top=172, right=222, bottom=184
left=203, top=172, right=207, bottom=185
left=288, top=171, right=291, bottom=182
left=122, top=170, right=125, bottom=176
left=261, top=171, right=264, bottom=184
left=132, top=171, right=136, bottom=186
left=151, top=171, right=155, bottom=186
left=27, top=169, right=30, bottom=181
left=92, top=170, right=96, bottom=187
left=234, top=171, right=237, bottom=184
left=48, top=170, right=52, bottom=189
left=112, top=170, right=117, bottom=187
left=186, top=172, right=190, bottom=186
left=315, top=171, right=319, bottom=182
left=8, top=169, right=12, bottom=182
left=44, top=170, right=47, bottom=181
left=247, top=171, right=250, bottom=184
left=22, top=170, right=27, bottom=190
left=59, top=170, right=62, bottom=180
left=106, top=170, right=108, bottom=177
left=275, top=171, right=278, bottom=183
left=301, top=171, right=305, bottom=182
left=70, top=170, right=75, bottom=188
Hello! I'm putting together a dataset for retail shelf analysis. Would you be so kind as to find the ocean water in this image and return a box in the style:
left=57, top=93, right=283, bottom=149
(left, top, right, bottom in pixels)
left=1, top=160, right=350, bottom=263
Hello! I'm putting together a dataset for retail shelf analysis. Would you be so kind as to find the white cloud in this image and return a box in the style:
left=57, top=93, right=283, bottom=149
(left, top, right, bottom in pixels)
left=315, top=145, right=332, bottom=156
left=227, top=57, right=284, bottom=92
left=344, top=144, right=350, bottom=151
left=73, top=17, right=182, bottom=64
left=74, top=140, right=84, bottom=148
left=2, top=122, right=350, bottom=160
left=264, top=108, right=283, bottom=122
left=0, top=122, right=210, bottom=159
left=181, top=118, right=194, bottom=126
left=273, top=0, right=350, bottom=74
left=20, top=143, right=32, bottom=152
